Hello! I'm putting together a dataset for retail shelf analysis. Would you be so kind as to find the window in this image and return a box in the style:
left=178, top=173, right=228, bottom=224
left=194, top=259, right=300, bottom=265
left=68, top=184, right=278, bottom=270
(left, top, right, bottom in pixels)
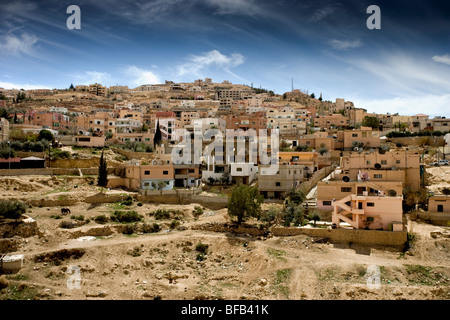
left=144, top=171, right=150, bottom=175
left=374, top=174, right=383, bottom=179
left=163, top=171, right=169, bottom=175
left=366, top=217, right=374, bottom=222
left=367, top=202, right=375, bottom=207
left=352, top=133, right=358, bottom=137
left=143, top=182, right=150, bottom=187
left=366, top=161, right=371, bottom=165
left=396, top=160, right=401, bottom=164
left=236, top=168, right=242, bottom=172
left=437, top=205, right=444, bottom=212
left=323, top=201, right=332, bottom=206
left=275, top=182, right=281, bottom=187
left=381, top=160, right=387, bottom=165
left=341, top=187, right=352, bottom=192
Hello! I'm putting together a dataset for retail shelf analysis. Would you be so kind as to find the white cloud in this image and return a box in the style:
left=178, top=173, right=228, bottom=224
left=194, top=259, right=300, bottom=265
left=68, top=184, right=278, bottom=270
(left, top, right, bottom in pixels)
left=432, top=54, right=450, bottom=66
left=0, top=81, right=51, bottom=90
left=353, top=94, right=450, bottom=118
left=329, top=39, right=362, bottom=50
left=71, top=71, right=113, bottom=86
left=124, top=66, right=160, bottom=86
left=177, top=50, right=245, bottom=81
left=0, top=33, right=38, bottom=56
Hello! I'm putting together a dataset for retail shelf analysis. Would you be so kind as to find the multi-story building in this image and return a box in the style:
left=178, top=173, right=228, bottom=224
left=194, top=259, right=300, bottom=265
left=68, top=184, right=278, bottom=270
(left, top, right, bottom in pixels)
left=411, top=114, right=432, bottom=133
left=89, top=83, right=108, bottom=96
left=278, top=151, right=319, bottom=175
left=335, top=127, right=380, bottom=150
left=258, top=164, right=306, bottom=199
left=24, top=111, right=70, bottom=130
left=432, top=117, right=450, bottom=132
left=332, top=192, right=403, bottom=231
left=314, top=114, right=349, bottom=129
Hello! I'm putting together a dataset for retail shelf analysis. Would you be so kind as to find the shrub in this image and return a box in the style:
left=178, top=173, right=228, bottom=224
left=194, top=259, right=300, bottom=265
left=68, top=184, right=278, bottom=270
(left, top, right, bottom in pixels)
left=195, top=243, right=208, bottom=255
left=442, top=188, right=450, bottom=196
left=170, top=220, right=180, bottom=229
left=0, top=200, right=27, bottom=220
left=149, top=209, right=182, bottom=220
left=127, top=246, right=141, bottom=257
left=137, top=202, right=143, bottom=207
left=121, top=196, right=133, bottom=206
left=50, top=215, right=63, bottom=220
left=111, top=210, right=142, bottom=223
left=122, top=224, right=136, bottom=235
left=59, top=220, right=76, bottom=229
left=142, top=223, right=161, bottom=233
left=193, top=206, right=203, bottom=218
left=94, top=215, right=109, bottom=224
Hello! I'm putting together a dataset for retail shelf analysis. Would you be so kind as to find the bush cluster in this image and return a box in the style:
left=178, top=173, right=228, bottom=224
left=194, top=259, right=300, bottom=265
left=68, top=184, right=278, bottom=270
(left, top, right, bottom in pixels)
left=111, top=210, right=143, bottom=223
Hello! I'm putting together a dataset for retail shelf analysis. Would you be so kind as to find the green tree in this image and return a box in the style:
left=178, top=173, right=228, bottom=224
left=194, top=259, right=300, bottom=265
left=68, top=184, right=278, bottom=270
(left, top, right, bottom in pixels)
left=310, top=93, right=315, bottom=99
left=97, top=150, right=108, bottom=189
left=361, top=116, right=380, bottom=129
left=37, top=129, right=54, bottom=143
left=318, top=143, right=328, bottom=156
left=289, top=188, right=305, bottom=204
left=228, top=184, right=263, bottom=224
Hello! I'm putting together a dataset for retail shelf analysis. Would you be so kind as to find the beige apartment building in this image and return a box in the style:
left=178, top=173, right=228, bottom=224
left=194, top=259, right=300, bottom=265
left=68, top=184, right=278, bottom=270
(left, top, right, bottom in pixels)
left=314, top=114, right=349, bottom=129
left=258, top=164, right=306, bottom=199
left=89, top=83, right=108, bottom=96
left=335, top=127, right=380, bottom=150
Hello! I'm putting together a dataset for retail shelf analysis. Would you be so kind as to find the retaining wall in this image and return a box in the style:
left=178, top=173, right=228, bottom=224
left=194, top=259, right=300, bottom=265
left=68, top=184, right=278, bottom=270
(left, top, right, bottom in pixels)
left=271, top=226, right=407, bottom=247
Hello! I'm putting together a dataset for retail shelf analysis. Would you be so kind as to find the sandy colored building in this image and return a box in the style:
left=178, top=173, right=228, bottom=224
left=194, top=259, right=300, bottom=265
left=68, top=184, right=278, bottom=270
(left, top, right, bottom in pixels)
left=428, top=195, right=450, bottom=213
left=73, top=135, right=106, bottom=148
left=335, top=127, right=380, bottom=150
left=332, top=193, right=403, bottom=231
left=334, top=150, right=421, bottom=190
left=314, top=114, right=349, bottom=129
left=258, top=164, right=306, bottom=199
left=278, top=151, right=319, bottom=174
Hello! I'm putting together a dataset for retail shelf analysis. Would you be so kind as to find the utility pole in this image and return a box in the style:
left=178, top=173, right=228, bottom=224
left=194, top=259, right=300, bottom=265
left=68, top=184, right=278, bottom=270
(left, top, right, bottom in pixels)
left=7, top=141, right=11, bottom=170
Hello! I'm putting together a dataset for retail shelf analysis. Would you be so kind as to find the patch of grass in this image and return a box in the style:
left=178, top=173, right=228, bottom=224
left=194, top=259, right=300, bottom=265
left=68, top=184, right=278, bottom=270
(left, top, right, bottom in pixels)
left=70, top=215, right=84, bottom=221
left=50, top=215, right=62, bottom=219
left=170, top=220, right=180, bottom=229
left=195, top=243, right=209, bottom=254
left=404, top=264, right=443, bottom=286
left=0, top=284, right=41, bottom=300
left=317, top=266, right=340, bottom=282
left=148, top=208, right=183, bottom=220
left=267, top=248, right=287, bottom=261
left=273, top=268, right=292, bottom=298
left=6, top=274, right=29, bottom=281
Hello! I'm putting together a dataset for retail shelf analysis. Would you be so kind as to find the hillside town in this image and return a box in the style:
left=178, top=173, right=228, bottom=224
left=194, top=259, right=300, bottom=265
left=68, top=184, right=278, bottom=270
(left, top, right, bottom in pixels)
left=0, top=79, right=449, bottom=300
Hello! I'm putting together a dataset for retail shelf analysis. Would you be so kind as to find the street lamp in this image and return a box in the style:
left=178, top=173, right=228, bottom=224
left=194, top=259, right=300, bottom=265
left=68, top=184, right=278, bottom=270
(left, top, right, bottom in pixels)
left=7, top=141, right=10, bottom=170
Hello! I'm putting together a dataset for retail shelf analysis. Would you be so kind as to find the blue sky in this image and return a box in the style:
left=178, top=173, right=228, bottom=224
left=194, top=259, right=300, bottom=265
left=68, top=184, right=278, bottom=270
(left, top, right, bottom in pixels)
left=1, top=0, right=450, bottom=117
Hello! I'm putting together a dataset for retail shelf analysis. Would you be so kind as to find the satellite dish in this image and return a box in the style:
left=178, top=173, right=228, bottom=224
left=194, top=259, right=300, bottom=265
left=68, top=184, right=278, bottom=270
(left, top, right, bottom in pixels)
left=374, top=163, right=381, bottom=169
left=343, top=176, right=350, bottom=182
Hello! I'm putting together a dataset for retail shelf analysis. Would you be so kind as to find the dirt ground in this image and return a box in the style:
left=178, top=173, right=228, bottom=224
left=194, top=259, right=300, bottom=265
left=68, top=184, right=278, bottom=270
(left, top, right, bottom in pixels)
left=426, top=165, right=450, bottom=193
left=0, top=175, right=449, bottom=300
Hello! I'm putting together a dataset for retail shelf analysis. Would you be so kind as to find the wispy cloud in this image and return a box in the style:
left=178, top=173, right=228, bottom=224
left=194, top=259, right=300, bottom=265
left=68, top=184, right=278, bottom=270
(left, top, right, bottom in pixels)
left=0, top=81, right=51, bottom=90
left=0, top=33, right=38, bottom=56
left=309, top=6, right=335, bottom=23
left=329, top=39, right=362, bottom=50
left=124, top=66, right=160, bottom=86
left=353, top=94, right=450, bottom=117
left=71, top=71, right=113, bottom=86
left=432, top=54, right=450, bottom=66
left=205, top=0, right=262, bottom=15
left=177, top=50, right=246, bottom=81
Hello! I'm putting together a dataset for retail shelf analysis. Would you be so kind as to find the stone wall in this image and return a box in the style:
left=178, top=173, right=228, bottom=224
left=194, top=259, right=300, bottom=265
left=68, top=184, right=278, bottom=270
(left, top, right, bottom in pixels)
left=0, top=236, right=24, bottom=254
left=387, top=137, right=445, bottom=147
left=191, top=223, right=267, bottom=237
left=111, top=148, right=155, bottom=161
left=137, top=190, right=229, bottom=210
left=271, top=226, right=407, bottom=248
left=416, top=212, right=450, bottom=226
left=0, top=216, right=40, bottom=238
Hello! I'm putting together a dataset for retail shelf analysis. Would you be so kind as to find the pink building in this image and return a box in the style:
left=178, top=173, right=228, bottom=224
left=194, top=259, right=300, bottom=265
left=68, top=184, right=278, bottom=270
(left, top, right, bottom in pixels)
left=332, top=194, right=403, bottom=231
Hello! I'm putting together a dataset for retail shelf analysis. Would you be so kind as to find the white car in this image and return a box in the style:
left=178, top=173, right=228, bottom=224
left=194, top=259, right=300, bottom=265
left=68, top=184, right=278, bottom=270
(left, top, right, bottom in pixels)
left=438, top=160, right=449, bottom=166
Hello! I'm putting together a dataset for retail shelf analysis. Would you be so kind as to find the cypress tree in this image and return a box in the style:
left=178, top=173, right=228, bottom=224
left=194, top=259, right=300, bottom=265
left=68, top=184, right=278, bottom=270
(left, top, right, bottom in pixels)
left=97, top=150, right=108, bottom=189
left=153, top=119, right=162, bottom=149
